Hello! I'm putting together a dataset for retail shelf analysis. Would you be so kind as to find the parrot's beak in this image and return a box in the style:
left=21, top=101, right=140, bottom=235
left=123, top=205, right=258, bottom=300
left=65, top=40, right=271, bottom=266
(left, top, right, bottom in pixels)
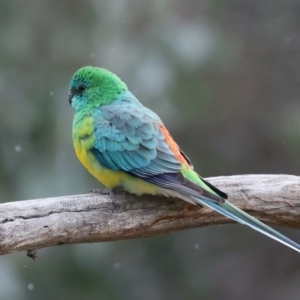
left=68, top=88, right=73, bottom=105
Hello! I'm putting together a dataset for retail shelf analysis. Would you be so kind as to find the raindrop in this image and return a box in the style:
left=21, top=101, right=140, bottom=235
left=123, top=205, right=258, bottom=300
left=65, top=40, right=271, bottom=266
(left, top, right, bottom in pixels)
left=114, top=262, right=121, bottom=269
left=286, top=37, right=291, bottom=44
left=15, top=145, right=22, bottom=152
left=28, top=283, right=34, bottom=291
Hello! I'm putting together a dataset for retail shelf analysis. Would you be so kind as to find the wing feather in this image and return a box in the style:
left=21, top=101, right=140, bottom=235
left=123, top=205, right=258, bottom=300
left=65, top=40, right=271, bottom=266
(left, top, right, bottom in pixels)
left=91, top=91, right=224, bottom=204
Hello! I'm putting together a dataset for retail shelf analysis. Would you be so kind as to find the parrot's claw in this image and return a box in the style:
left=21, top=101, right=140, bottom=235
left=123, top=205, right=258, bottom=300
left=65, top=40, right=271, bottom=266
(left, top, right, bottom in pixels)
left=89, top=188, right=110, bottom=195
left=27, top=250, right=38, bottom=261
left=90, top=187, right=123, bottom=208
left=109, top=187, right=125, bottom=208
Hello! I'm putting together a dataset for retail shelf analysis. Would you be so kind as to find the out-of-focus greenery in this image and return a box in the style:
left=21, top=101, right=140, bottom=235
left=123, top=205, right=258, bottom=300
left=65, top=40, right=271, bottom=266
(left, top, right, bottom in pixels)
left=1, top=1, right=300, bottom=299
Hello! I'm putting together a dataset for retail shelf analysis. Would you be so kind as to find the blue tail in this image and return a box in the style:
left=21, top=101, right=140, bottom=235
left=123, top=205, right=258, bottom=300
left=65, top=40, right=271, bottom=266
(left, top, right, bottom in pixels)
left=193, top=197, right=300, bottom=253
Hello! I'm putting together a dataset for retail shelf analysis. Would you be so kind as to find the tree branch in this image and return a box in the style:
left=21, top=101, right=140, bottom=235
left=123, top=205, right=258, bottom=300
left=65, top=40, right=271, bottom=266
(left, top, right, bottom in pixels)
left=1, top=174, right=300, bottom=256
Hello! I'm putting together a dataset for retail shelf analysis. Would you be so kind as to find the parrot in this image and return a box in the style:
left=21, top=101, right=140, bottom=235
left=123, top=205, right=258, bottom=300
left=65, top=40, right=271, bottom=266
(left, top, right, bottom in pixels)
left=68, top=66, right=300, bottom=253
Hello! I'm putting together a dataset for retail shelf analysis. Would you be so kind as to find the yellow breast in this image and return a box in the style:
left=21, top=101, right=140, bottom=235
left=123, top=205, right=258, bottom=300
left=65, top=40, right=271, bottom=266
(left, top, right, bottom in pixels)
left=72, top=115, right=121, bottom=188
left=72, top=114, right=160, bottom=195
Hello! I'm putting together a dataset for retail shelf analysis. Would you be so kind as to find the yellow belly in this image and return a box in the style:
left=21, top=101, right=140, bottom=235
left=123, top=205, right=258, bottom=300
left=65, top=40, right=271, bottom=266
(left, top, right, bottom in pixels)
left=72, top=114, right=160, bottom=195
left=73, top=137, right=122, bottom=188
left=74, top=138, right=159, bottom=196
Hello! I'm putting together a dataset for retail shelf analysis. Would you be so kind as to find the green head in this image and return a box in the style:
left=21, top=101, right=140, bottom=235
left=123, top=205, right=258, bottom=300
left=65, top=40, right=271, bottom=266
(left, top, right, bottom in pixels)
left=68, top=66, right=127, bottom=112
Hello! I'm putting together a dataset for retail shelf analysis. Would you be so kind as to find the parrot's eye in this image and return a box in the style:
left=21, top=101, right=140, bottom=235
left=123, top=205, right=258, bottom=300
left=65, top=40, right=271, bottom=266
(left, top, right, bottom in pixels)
left=78, top=84, right=86, bottom=93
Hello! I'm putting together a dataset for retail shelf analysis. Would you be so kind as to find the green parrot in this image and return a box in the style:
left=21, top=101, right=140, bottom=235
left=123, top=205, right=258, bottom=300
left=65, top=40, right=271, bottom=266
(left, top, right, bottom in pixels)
left=69, top=66, right=300, bottom=252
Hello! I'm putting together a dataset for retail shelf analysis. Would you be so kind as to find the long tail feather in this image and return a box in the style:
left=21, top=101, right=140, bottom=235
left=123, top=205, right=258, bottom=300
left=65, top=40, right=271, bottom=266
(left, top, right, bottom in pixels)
left=193, top=197, right=300, bottom=253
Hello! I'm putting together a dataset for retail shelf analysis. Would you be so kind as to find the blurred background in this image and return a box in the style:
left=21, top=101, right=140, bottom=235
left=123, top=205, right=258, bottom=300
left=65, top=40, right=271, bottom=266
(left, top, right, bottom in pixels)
left=1, top=0, right=300, bottom=299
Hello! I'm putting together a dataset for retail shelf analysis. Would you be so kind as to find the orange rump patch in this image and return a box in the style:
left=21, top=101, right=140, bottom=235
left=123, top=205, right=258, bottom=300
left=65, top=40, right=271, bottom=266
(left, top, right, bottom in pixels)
left=159, top=125, right=189, bottom=166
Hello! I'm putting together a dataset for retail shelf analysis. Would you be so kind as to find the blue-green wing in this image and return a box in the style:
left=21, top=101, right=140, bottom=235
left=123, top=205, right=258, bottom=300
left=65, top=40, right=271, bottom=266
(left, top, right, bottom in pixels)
left=92, top=92, right=181, bottom=176
left=91, top=92, right=223, bottom=202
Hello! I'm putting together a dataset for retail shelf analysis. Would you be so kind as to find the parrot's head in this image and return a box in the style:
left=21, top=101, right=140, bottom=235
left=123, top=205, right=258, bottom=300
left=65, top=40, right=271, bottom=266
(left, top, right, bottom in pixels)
left=68, top=66, right=127, bottom=112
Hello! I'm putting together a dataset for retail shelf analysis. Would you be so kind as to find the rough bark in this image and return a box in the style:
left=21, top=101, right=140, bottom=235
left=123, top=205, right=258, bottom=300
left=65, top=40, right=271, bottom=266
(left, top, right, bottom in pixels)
left=1, top=174, right=300, bottom=256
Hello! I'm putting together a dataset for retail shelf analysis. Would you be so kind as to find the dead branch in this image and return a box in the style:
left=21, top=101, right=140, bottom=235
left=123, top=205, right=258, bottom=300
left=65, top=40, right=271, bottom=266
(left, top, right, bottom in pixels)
left=1, top=174, right=300, bottom=256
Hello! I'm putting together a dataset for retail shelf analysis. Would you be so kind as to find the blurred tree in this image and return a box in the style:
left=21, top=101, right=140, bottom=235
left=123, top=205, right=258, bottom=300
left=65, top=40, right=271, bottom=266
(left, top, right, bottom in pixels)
left=1, top=0, right=300, bottom=299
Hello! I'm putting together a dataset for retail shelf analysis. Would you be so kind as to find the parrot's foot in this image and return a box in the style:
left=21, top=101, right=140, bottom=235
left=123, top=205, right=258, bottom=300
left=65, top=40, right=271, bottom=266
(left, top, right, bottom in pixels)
left=27, top=250, right=38, bottom=261
left=90, top=187, right=124, bottom=208
left=90, top=188, right=110, bottom=195
left=109, top=186, right=125, bottom=208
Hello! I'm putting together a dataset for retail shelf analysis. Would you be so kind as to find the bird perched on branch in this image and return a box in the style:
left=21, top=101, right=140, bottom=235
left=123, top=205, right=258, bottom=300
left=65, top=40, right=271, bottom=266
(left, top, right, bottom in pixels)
left=69, top=66, right=300, bottom=252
